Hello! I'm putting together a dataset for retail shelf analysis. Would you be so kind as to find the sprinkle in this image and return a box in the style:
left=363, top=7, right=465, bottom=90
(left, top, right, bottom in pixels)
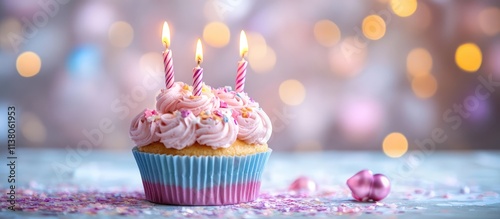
left=220, top=101, right=228, bottom=108
left=144, top=109, right=158, bottom=118
left=144, top=109, right=160, bottom=122
left=199, top=111, right=210, bottom=120
left=180, top=110, right=191, bottom=118
left=1, top=180, right=481, bottom=217
left=202, top=85, right=210, bottom=93
left=214, top=110, right=223, bottom=117
left=193, top=116, right=201, bottom=124
left=223, top=115, right=229, bottom=123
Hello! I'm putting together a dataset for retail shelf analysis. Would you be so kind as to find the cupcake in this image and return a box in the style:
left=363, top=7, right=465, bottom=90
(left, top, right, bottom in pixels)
left=130, top=82, right=272, bottom=205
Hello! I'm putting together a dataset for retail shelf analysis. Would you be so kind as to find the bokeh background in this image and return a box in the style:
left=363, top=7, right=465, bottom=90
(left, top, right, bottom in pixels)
left=1, top=0, right=499, bottom=156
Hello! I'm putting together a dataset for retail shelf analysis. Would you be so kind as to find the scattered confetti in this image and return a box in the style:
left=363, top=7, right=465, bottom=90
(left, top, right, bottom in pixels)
left=0, top=188, right=416, bottom=217
left=2, top=184, right=493, bottom=218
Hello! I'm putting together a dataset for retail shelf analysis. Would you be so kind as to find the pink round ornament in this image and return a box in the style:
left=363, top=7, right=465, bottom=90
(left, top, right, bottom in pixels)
left=346, top=170, right=391, bottom=201
left=288, top=176, right=317, bottom=193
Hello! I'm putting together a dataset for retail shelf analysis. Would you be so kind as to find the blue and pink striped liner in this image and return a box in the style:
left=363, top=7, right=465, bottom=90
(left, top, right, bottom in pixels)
left=132, top=147, right=271, bottom=205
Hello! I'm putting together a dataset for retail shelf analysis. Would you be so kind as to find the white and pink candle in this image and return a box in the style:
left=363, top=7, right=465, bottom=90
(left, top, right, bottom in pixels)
left=193, top=39, right=203, bottom=96
left=162, top=21, right=175, bottom=89
left=236, top=30, right=248, bottom=93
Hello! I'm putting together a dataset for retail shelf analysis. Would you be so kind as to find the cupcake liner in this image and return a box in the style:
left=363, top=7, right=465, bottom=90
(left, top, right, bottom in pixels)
left=132, top=147, right=272, bottom=205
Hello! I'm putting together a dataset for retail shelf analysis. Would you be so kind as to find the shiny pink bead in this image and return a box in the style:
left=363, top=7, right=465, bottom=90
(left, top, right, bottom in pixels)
left=346, top=170, right=391, bottom=202
left=288, top=176, right=317, bottom=193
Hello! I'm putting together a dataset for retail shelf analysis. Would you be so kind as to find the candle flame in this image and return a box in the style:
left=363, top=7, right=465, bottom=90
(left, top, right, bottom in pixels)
left=195, top=39, right=203, bottom=65
left=240, top=30, right=248, bottom=58
left=162, top=21, right=171, bottom=48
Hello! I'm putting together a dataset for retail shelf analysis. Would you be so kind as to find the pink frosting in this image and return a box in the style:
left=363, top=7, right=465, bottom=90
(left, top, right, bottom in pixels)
left=235, top=107, right=272, bottom=144
left=157, top=82, right=219, bottom=116
left=131, top=84, right=273, bottom=149
left=196, top=109, right=239, bottom=148
left=176, top=93, right=220, bottom=116
left=156, top=82, right=186, bottom=114
left=156, top=110, right=198, bottom=150
left=130, top=109, right=161, bottom=147
left=213, top=87, right=259, bottom=109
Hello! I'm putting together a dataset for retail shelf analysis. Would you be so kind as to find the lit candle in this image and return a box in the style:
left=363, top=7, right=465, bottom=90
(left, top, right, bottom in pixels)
left=236, top=30, right=248, bottom=93
left=162, top=21, right=175, bottom=89
left=193, top=39, right=204, bottom=96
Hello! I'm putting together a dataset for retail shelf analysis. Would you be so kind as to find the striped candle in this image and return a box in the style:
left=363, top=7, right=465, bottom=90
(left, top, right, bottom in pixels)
left=163, top=49, right=174, bottom=89
left=162, top=22, right=174, bottom=89
left=192, top=66, right=203, bottom=96
left=236, top=60, right=247, bottom=93
left=236, top=30, right=248, bottom=93
left=193, top=39, right=203, bottom=96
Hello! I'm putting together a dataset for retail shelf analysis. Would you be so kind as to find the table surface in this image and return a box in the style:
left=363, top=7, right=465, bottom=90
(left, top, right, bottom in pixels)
left=1, top=149, right=499, bottom=218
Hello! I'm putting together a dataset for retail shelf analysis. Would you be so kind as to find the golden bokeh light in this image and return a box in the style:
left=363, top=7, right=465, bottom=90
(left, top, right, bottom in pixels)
left=407, top=48, right=433, bottom=77
left=279, top=79, right=306, bottom=106
left=247, top=33, right=267, bottom=48
left=313, top=19, right=341, bottom=47
left=0, top=18, right=22, bottom=50
left=382, top=132, right=408, bottom=158
left=329, top=37, right=367, bottom=77
left=108, top=21, right=134, bottom=48
left=411, top=74, right=438, bottom=99
left=391, top=0, right=418, bottom=17
left=16, top=51, right=41, bottom=77
left=247, top=32, right=267, bottom=58
left=478, top=7, right=500, bottom=36
left=362, top=15, right=386, bottom=40
left=249, top=46, right=276, bottom=73
left=139, top=52, right=162, bottom=71
left=203, top=22, right=230, bottom=48
left=455, top=43, right=482, bottom=73
left=21, top=113, right=47, bottom=144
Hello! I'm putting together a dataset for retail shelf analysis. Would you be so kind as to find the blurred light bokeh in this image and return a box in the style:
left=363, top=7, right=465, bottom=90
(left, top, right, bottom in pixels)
left=1, top=0, right=500, bottom=153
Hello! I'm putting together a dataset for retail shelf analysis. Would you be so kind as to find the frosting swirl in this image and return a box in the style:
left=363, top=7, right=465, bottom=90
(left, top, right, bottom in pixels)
left=130, top=109, right=161, bottom=147
left=235, top=107, right=272, bottom=144
left=158, top=83, right=220, bottom=116
left=195, top=109, right=239, bottom=148
left=213, top=87, right=259, bottom=109
left=156, top=82, right=186, bottom=114
left=131, top=83, right=273, bottom=149
left=156, top=110, right=198, bottom=150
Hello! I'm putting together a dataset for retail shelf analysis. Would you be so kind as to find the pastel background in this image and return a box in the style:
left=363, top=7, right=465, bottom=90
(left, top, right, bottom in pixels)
left=1, top=0, right=499, bottom=156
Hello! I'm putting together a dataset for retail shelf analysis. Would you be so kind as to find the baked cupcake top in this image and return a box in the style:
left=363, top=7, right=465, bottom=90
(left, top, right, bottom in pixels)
left=130, top=82, right=272, bottom=150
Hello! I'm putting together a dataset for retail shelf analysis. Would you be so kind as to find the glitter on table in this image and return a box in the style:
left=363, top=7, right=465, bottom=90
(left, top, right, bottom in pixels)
left=0, top=150, right=499, bottom=218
